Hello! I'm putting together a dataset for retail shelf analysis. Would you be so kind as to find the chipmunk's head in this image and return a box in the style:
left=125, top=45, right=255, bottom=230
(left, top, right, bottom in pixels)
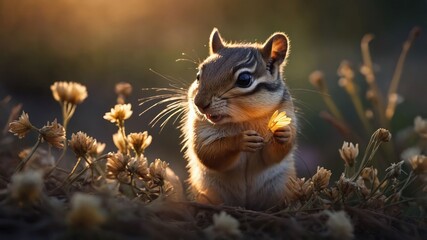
left=189, top=28, right=291, bottom=124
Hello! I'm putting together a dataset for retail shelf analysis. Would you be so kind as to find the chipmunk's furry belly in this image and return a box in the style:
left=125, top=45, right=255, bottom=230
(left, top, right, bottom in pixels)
left=188, top=151, right=296, bottom=210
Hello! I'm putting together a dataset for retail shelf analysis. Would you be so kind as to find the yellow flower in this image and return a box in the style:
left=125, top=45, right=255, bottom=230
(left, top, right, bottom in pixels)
left=39, top=119, right=66, bottom=149
left=50, top=81, right=88, bottom=105
left=128, top=132, right=152, bottom=155
left=103, top=103, right=133, bottom=123
left=268, top=110, right=291, bottom=133
left=339, top=141, right=359, bottom=167
left=9, top=111, right=32, bottom=139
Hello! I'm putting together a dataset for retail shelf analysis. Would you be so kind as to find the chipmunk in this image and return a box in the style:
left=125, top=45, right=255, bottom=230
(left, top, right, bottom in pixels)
left=181, top=28, right=298, bottom=210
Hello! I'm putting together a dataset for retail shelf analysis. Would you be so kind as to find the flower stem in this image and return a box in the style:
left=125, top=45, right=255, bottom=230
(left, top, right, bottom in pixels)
left=14, top=135, right=42, bottom=173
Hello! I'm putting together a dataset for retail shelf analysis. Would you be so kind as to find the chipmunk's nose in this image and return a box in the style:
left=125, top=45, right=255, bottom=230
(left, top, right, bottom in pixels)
left=194, top=97, right=211, bottom=113
left=195, top=102, right=211, bottom=113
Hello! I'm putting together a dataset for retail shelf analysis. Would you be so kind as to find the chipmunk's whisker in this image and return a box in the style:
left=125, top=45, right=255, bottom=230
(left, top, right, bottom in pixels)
left=150, top=101, right=184, bottom=127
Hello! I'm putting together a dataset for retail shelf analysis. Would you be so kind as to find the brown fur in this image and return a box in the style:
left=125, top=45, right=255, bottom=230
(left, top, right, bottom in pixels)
left=181, top=28, right=297, bottom=210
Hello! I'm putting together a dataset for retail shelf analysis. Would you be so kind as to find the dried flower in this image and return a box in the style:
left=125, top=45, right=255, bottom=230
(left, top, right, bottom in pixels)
left=68, top=131, right=97, bottom=157
left=113, top=132, right=127, bottom=153
left=204, top=211, right=241, bottom=239
left=339, top=142, right=359, bottom=167
left=128, top=132, right=152, bottom=155
left=360, top=167, right=380, bottom=188
left=128, top=156, right=149, bottom=180
left=337, top=61, right=355, bottom=80
left=10, top=170, right=44, bottom=204
left=67, top=193, right=106, bottom=228
left=414, top=116, right=427, bottom=138
left=375, top=128, right=391, bottom=142
left=408, top=155, right=427, bottom=175
left=385, top=161, right=404, bottom=178
left=88, top=142, right=106, bottom=158
left=8, top=111, right=32, bottom=139
left=115, top=82, right=132, bottom=104
left=268, top=110, right=291, bottom=133
left=325, top=210, right=354, bottom=240
left=103, top=103, right=133, bottom=124
left=311, top=166, right=332, bottom=191
left=19, top=148, right=55, bottom=174
left=309, top=71, right=326, bottom=90
left=50, top=81, right=88, bottom=105
left=39, top=119, right=66, bottom=148
left=337, top=174, right=358, bottom=197
left=286, top=177, right=314, bottom=202
left=106, top=152, right=130, bottom=182
left=149, top=159, right=168, bottom=184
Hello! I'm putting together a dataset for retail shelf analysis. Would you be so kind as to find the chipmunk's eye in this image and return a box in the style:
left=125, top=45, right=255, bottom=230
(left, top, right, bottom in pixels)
left=236, top=72, right=253, bottom=88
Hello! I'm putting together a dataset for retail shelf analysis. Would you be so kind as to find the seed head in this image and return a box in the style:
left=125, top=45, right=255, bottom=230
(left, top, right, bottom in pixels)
left=339, top=141, right=359, bottom=167
left=408, top=155, right=427, bottom=175
left=127, top=132, right=152, bottom=155
left=286, top=177, right=314, bottom=202
left=50, top=81, right=88, bottom=105
left=103, top=103, right=133, bottom=124
left=128, top=156, right=149, bottom=180
left=337, top=174, right=357, bottom=197
left=39, top=119, right=66, bottom=149
left=88, top=142, right=105, bottom=158
left=361, top=167, right=380, bottom=188
left=67, top=193, right=106, bottom=228
left=69, top=131, right=97, bottom=157
left=10, top=170, right=44, bottom=205
left=385, top=161, right=404, bottom=178
left=149, top=159, right=168, bottom=184
left=204, top=211, right=241, bottom=239
left=106, top=152, right=130, bottom=182
left=324, top=210, right=354, bottom=240
left=375, top=128, right=391, bottom=142
left=9, top=111, right=32, bottom=139
left=311, top=166, right=332, bottom=191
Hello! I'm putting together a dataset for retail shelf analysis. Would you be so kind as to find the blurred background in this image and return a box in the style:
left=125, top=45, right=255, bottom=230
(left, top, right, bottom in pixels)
left=1, top=0, right=426, bottom=179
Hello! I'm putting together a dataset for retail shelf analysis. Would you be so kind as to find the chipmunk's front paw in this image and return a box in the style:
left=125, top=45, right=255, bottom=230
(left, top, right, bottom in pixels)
left=273, top=126, right=291, bottom=144
left=240, top=130, right=264, bottom=152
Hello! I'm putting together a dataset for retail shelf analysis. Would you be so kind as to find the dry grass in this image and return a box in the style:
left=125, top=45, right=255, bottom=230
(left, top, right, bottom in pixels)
left=0, top=28, right=426, bottom=239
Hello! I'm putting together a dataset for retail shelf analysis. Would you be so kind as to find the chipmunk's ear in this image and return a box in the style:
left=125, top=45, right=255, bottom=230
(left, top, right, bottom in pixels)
left=261, top=32, right=289, bottom=69
left=209, top=28, right=225, bottom=55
